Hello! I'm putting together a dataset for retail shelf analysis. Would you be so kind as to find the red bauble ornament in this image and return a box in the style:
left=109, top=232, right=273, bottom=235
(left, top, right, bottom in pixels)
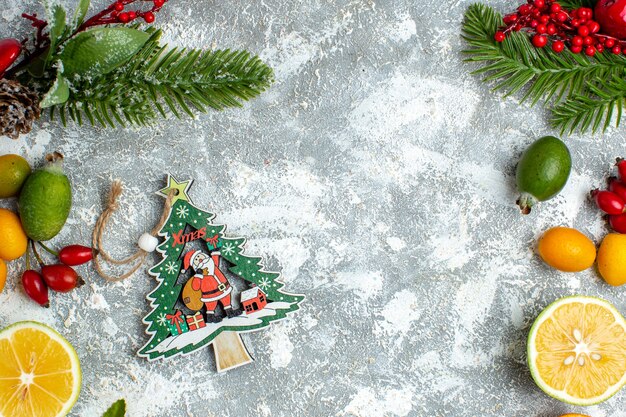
left=595, top=0, right=626, bottom=39
left=0, top=38, right=22, bottom=77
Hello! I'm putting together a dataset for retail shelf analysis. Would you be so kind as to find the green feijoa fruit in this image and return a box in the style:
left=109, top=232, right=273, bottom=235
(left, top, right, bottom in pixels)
left=0, top=154, right=31, bottom=198
left=516, top=136, right=571, bottom=214
left=18, top=152, right=72, bottom=241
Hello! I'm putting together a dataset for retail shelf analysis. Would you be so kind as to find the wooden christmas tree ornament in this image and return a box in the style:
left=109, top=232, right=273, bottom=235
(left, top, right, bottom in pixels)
left=92, top=175, right=304, bottom=372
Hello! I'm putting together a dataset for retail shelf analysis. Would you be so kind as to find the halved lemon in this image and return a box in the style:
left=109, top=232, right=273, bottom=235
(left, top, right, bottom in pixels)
left=528, top=296, right=626, bottom=405
left=0, top=321, right=81, bottom=417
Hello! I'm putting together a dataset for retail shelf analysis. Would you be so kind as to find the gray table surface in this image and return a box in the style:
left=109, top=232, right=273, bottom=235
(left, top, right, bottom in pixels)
left=0, top=0, right=625, bottom=416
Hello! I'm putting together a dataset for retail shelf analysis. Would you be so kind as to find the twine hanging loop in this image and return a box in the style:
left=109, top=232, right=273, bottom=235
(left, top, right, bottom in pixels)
left=92, top=180, right=175, bottom=282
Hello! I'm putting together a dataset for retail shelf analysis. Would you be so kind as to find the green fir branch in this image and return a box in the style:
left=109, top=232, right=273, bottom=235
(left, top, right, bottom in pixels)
left=51, top=29, right=274, bottom=127
left=551, top=76, right=626, bottom=134
left=462, top=3, right=626, bottom=134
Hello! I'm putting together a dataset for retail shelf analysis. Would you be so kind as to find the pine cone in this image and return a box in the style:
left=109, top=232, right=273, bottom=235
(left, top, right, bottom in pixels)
left=0, top=79, right=40, bottom=140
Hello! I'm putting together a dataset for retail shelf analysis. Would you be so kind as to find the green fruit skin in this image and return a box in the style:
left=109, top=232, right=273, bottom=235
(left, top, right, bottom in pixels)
left=18, top=165, right=71, bottom=241
left=0, top=155, right=31, bottom=198
left=516, top=136, right=572, bottom=203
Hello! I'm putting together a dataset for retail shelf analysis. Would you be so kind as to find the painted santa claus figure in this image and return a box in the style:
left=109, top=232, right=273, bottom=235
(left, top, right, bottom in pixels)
left=181, top=249, right=242, bottom=322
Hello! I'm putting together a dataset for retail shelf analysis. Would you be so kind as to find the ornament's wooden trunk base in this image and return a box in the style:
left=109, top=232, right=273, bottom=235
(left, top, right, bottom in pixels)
left=212, top=332, right=253, bottom=372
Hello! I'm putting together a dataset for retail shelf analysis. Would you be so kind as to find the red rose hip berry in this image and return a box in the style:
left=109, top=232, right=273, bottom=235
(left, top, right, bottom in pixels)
left=592, top=189, right=626, bottom=214
left=41, top=264, right=85, bottom=293
left=609, top=213, right=626, bottom=233
left=22, top=270, right=49, bottom=307
left=59, top=245, right=94, bottom=266
left=609, top=177, right=626, bottom=201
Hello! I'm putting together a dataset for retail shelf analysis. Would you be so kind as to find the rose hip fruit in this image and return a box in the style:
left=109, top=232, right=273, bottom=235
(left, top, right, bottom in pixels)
left=592, top=189, right=626, bottom=215
left=41, top=264, right=84, bottom=293
left=59, top=245, right=94, bottom=266
left=609, top=177, right=626, bottom=201
left=609, top=213, right=626, bottom=233
left=22, top=270, right=49, bottom=307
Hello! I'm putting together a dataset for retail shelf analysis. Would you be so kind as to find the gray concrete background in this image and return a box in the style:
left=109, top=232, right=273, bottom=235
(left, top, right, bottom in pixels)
left=0, top=0, right=625, bottom=416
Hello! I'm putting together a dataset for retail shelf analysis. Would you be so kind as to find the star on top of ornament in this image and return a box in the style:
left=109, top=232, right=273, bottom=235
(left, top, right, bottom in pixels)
left=157, top=174, right=193, bottom=204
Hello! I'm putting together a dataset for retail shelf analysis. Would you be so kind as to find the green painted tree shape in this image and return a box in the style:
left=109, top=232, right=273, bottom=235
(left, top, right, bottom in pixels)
left=138, top=175, right=304, bottom=363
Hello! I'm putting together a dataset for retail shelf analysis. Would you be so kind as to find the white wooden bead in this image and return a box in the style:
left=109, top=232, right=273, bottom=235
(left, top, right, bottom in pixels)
left=138, top=233, right=159, bottom=252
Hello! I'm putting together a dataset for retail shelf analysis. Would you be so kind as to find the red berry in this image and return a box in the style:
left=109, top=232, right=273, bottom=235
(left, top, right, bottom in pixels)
left=556, top=11, right=568, bottom=22
left=587, top=21, right=601, bottom=34
left=128, top=11, right=137, bottom=20
left=22, top=270, right=49, bottom=307
left=578, top=7, right=593, bottom=19
left=537, top=24, right=548, bottom=34
left=609, top=213, right=626, bottom=233
left=572, top=18, right=581, bottom=27
left=550, top=3, right=562, bottom=13
left=592, top=189, right=626, bottom=214
left=114, top=2, right=124, bottom=11
left=144, top=12, right=155, bottom=23
left=613, top=45, right=622, bottom=54
left=571, top=45, right=583, bottom=53
left=519, top=4, right=532, bottom=15
left=585, top=45, right=596, bottom=56
left=578, top=26, right=590, bottom=36
left=572, top=36, right=583, bottom=46
left=596, top=44, right=605, bottom=53
left=494, top=31, right=506, bottom=42
left=552, top=40, right=565, bottom=52
left=595, top=0, right=626, bottom=39
left=584, top=36, right=594, bottom=45
left=59, top=245, right=94, bottom=266
left=504, top=14, right=518, bottom=24
left=41, top=264, right=84, bottom=293
left=532, top=34, right=548, bottom=48
left=605, top=38, right=616, bottom=48
left=154, top=0, right=165, bottom=6
left=118, top=12, right=130, bottom=23
left=531, top=19, right=539, bottom=28
left=616, top=157, right=626, bottom=180
left=547, top=24, right=557, bottom=35
left=540, top=15, right=550, bottom=24
left=0, top=38, right=22, bottom=77
left=534, top=0, right=546, bottom=9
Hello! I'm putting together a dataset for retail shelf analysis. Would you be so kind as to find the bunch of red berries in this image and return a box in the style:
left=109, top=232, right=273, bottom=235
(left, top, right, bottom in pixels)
left=592, top=159, right=626, bottom=234
left=80, top=0, right=168, bottom=29
left=22, top=244, right=94, bottom=308
left=494, top=0, right=623, bottom=57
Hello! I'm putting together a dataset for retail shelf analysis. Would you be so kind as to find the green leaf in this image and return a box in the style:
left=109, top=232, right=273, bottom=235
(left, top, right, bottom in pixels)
left=102, top=399, right=125, bottom=417
left=40, top=68, right=70, bottom=108
left=48, top=5, right=67, bottom=53
left=72, top=0, right=90, bottom=30
left=26, top=47, right=50, bottom=78
left=60, top=27, right=150, bottom=78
